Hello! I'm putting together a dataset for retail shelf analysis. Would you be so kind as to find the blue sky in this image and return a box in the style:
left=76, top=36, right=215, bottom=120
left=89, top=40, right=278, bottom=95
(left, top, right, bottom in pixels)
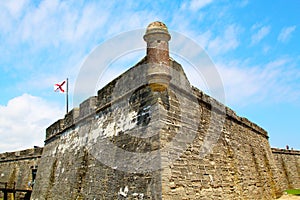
left=0, top=0, right=299, bottom=152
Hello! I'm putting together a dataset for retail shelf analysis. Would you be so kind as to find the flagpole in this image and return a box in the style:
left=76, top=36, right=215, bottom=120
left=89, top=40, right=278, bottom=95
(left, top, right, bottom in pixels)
left=66, top=78, right=69, bottom=114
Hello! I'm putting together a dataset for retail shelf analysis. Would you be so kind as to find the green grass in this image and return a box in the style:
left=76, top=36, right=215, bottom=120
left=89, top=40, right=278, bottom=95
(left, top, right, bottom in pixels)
left=286, top=189, right=300, bottom=195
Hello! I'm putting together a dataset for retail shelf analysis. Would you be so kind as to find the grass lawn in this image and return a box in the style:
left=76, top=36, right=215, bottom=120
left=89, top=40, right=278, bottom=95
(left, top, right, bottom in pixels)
left=286, top=189, right=300, bottom=195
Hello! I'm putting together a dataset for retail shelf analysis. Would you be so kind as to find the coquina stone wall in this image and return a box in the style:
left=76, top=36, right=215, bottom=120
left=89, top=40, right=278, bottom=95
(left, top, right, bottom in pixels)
left=30, top=58, right=284, bottom=199
left=159, top=86, right=285, bottom=200
left=0, top=147, right=42, bottom=200
left=271, top=148, right=300, bottom=190
left=29, top=21, right=291, bottom=200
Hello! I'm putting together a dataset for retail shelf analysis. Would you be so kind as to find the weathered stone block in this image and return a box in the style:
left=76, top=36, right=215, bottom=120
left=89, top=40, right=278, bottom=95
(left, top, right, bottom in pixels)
left=45, top=119, right=64, bottom=141
left=79, top=96, right=97, bottom=119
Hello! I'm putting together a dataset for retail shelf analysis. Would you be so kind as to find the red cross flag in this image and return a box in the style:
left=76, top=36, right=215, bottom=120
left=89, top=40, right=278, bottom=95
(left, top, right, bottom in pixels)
left=54, top=78, right=69, bottom=114
left=54, top=80, right=67, bottom=93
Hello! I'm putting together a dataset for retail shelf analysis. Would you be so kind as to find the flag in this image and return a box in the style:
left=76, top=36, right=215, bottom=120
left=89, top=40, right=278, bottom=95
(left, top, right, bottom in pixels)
left=54, top=80, right=67, bottom=93
left=54, top=78, right=69, bottom=114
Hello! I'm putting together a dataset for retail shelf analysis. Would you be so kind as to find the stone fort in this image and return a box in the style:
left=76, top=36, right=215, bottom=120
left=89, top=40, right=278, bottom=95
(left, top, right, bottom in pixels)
left=0, top=22, right=299, bottom=200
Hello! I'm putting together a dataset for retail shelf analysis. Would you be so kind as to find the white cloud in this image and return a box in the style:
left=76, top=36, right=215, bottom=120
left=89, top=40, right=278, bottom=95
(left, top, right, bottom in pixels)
left=197, top=30, right=212, bottom=48
left=0, top=94, right=64, bottom=152
left=251, top=26, right=271, bottom=45
left=4, top=0, right=28, bottom=19
left=207, top=24, right=241, bottom=55
left=1, top=0, right=157, bottom=50
left=188, top=0, right=214, bottom=11
left=251, top=23, right=261, bottom=31
left=1, top=0, right=111, bottom=49
left=278, top=26, right=296, bottom=43
left=262, top=45, right=271, bottom=54
left=213, top=58, right=300, bottom=107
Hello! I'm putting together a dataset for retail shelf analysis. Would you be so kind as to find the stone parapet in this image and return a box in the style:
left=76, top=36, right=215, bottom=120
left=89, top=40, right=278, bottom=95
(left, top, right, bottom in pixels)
left=0, top=147, right=42, bottom=200
left=0, top=147, right=43, bottom=163
left=192, top=86, right=268, bottom=138
left=271, top=148, right=300, bottom=155
left=45, top=119, right=64, bottom=142
left=271, top=147, right=300, bottom=190
left=79, top=96, right=97, bottom=119
left=45, top=59, right=268, bottom=145
left=64, top=108, right=79, bottom=128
